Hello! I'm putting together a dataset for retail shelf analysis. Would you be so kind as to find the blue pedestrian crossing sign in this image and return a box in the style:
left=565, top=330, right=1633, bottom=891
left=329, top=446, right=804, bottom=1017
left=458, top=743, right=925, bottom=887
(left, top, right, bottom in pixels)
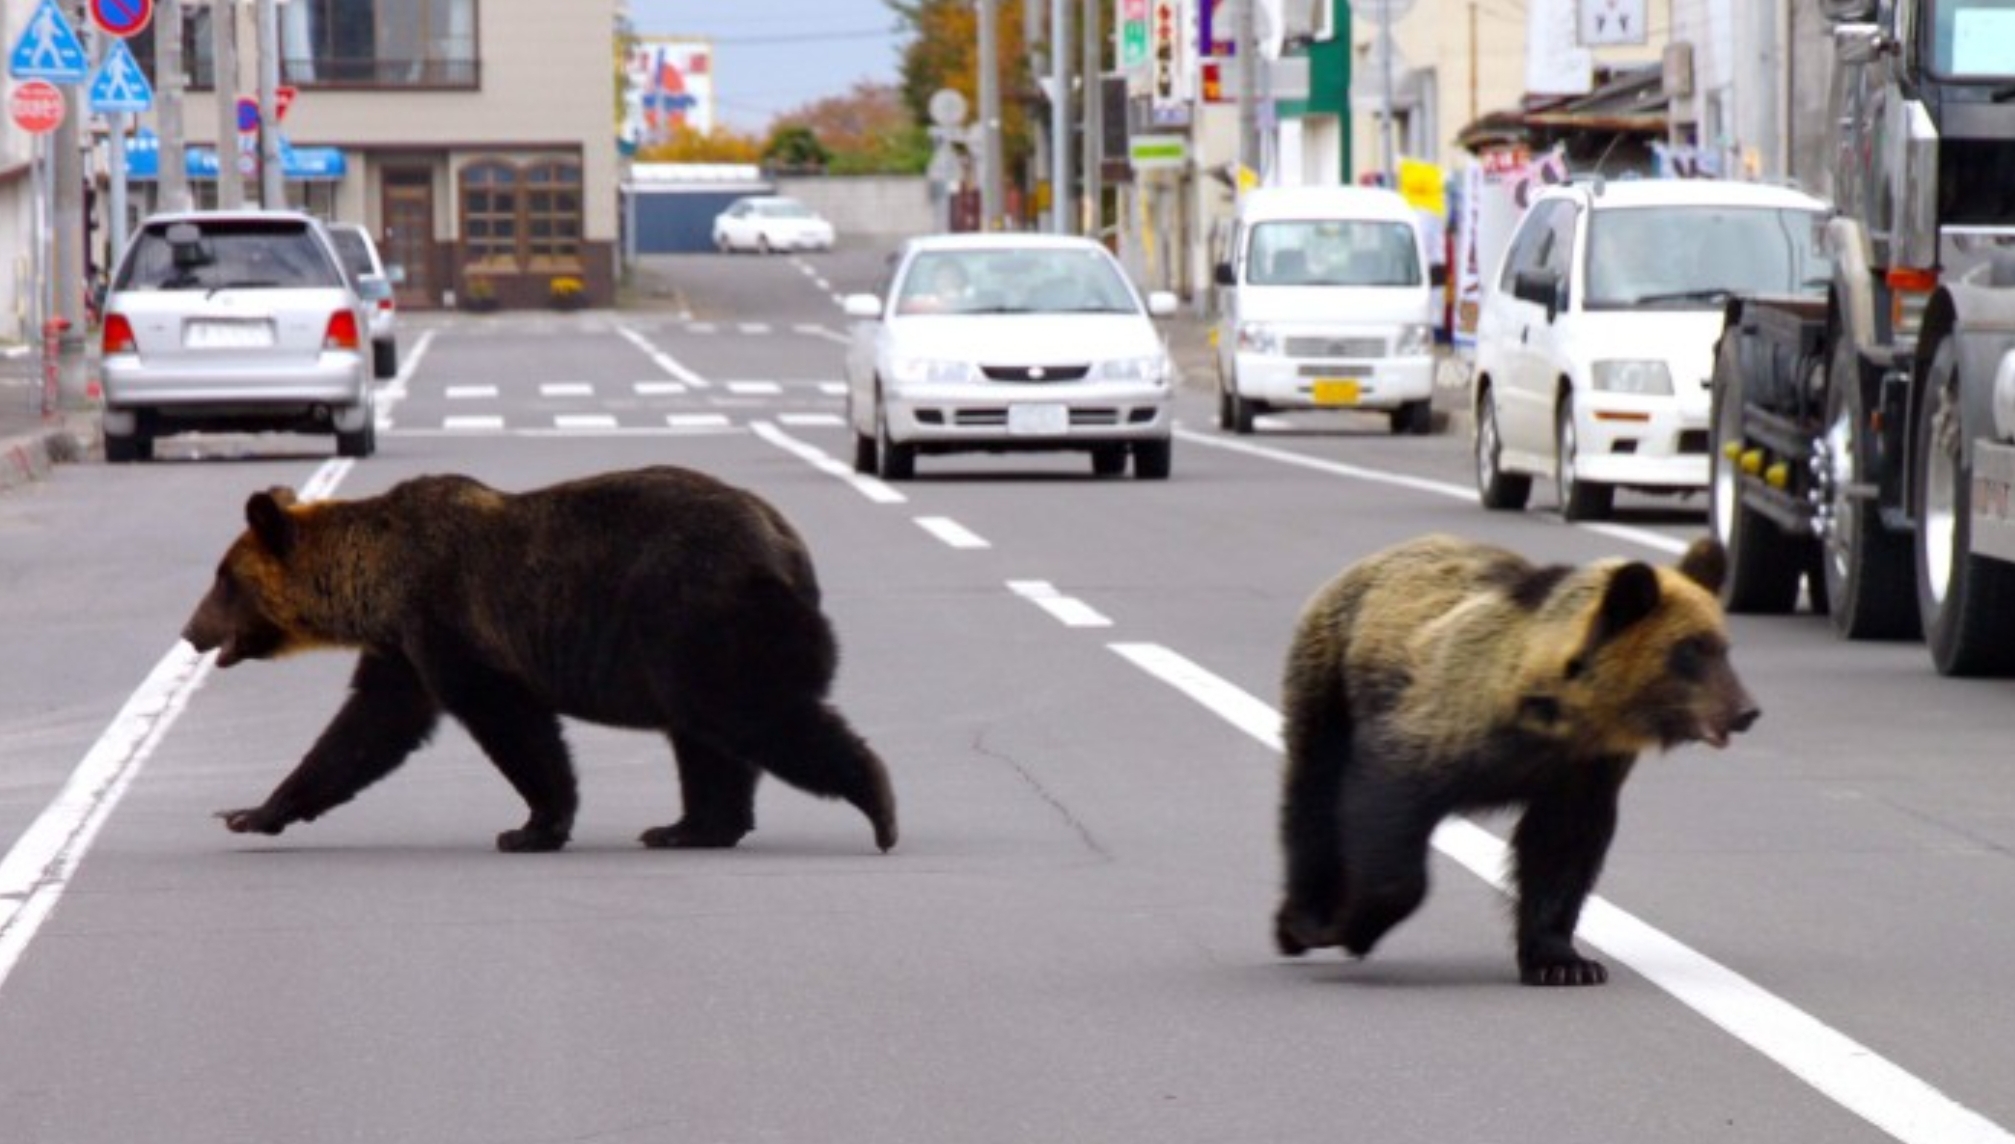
left=89, top=39, right=153, bottom=113
left=8, top=0, right=91, bottom=83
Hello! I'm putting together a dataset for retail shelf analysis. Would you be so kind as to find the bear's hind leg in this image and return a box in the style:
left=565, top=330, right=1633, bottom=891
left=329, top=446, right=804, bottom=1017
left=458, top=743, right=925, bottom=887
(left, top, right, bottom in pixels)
left=640, top=731, right=759, bottom=849
left=437, top=667, right=579, bottom=853
left=708, top=702, right=897, bottom=853
left=1510, top=760, right=1629, bottom=986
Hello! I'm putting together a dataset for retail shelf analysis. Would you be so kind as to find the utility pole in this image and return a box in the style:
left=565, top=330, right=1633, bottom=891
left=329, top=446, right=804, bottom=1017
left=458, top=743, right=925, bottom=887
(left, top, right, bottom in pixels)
left=158, top=0, right=191, bottom=211
left=1048, top=0, right=1070, bottom=233
left=213, top=0, right=242, bottom=208
left=1081, top=0, right=1101, bottom=239
left=1236, top=0, right=1259, bottom=179
left=977, top=0, right=1005, bottom=229
left=52, top=1, right=87, bottom=408
left=256, top=0, right=281, bottom=207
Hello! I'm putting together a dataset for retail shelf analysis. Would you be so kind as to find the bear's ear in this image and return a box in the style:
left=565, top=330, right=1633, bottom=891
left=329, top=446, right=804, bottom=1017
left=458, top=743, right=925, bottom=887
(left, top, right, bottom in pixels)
left=1676, top=537, right=1727, bottom=595
left=265, top=486, right=300, bottom=509
left=1594, top=561, right=1662, bottom=643
left=245, top=491, right=299, bottom=558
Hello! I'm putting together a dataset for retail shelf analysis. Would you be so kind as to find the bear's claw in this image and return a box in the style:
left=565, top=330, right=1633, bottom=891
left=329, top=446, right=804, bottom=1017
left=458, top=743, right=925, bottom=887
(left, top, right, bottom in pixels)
left=216, top=807, right=285, bottom=835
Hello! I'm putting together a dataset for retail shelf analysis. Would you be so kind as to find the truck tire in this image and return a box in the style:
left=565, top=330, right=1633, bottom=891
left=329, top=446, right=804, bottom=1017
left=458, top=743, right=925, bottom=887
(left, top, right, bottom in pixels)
left=1819, top=337, right=1920, bottom=640
left=1709, top=341, right=1804, bottom=613
left=1474, top=383, right=1531, bottom=510
left=1912, top=338, right=2015, bottom=675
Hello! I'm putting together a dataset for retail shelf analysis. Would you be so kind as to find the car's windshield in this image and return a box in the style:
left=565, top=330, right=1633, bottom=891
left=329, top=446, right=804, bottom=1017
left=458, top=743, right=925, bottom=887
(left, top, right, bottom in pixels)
left=1929, top=0, right=2015, bottom=79
left=895, top=248, right=1139, bottom=315
left=1245, top=219, right=1421, bottom=287
left=759, top=200, right=815, bottom=218
left=1583, top=205, right=1830, bottom=309
left=116, top=221, right=343, bottom=291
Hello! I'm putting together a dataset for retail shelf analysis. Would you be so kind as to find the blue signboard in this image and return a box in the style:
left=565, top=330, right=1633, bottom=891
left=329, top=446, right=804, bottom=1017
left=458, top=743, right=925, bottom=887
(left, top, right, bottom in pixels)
left=126, top=130, right=349, bottom=181
left=89, top=39, right=153, bottom=113
left=9, top=0, right=91, bottom=83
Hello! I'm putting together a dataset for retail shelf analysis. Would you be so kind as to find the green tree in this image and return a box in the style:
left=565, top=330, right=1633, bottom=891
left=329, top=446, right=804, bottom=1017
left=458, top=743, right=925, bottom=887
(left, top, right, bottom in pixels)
left=764, top=125, right=832, bottom=173
left=773, top=81, right=930, bottom=175
left=887, top=0, right=1033, bottom=181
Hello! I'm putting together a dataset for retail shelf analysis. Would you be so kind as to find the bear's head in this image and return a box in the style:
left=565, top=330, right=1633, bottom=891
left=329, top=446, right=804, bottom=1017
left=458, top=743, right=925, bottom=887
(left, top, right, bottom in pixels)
left=182, top=487, right=328, bottom=668
left=1517, top=538, right=1760, bottom=755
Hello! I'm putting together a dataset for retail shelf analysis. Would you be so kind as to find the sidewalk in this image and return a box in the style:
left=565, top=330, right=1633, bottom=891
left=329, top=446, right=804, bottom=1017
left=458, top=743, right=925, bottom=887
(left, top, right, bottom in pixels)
left=0, top=345, right=96, bottom=495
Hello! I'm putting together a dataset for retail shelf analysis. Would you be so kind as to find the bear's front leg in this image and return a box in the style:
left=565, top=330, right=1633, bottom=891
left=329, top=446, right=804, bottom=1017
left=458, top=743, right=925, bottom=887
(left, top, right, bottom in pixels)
left=217, top=652, right=440, bottom=840
left=433, top=661, right=579, bottom=854
left=1510, top=761, right=1629, bottom=987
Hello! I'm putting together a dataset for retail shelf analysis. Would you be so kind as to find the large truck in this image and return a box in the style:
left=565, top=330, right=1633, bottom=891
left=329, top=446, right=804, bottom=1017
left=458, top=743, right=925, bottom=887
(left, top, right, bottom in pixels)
left=1709, top=0, right=2015, bottom=676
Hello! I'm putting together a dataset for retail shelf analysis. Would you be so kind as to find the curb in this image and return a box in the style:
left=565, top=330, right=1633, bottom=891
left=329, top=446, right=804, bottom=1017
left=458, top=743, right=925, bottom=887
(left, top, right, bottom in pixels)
left=0, top=414, right=96, bottom=495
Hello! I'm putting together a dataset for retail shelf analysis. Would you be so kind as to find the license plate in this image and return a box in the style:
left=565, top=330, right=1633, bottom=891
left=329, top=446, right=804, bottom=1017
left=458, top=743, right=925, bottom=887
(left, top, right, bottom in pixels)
left=1311, top=379, right=1362, bottom=406
left=1008, top=403, right=1069, bottom=436
left=186, top=321, right=274, bottom=349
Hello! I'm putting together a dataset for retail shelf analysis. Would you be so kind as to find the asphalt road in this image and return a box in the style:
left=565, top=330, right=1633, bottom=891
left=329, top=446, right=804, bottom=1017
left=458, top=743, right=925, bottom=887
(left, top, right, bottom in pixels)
left=1, top=242, right=2012, bottom=1143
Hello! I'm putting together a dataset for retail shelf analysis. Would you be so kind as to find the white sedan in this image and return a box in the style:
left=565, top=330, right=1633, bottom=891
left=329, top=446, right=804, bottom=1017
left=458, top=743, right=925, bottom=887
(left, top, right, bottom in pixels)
left=843, top=233, right=1180, bottom=480
left=711, top=196, right=836, bottom=253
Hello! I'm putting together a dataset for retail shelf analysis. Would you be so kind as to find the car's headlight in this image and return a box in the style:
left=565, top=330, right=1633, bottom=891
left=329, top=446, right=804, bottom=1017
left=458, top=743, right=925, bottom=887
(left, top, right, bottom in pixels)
left=1236, top=322, right=1280, bottom=355
left=1590, top=360, right=1673, bottom=395
left=890, top=356, right=972, bottom=385
left=1095, top=353, right=1170, bottom=385
left=1395, top=323, right=1434, bottom=357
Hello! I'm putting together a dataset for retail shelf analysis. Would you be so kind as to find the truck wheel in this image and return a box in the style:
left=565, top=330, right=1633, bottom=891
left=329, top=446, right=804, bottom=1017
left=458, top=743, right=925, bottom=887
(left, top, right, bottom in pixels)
left=1474, top=384, right=1530, bottom=510
left=1709, top=337, right=1804, bottom=613
left=1819, top=339, right=1919, bottom=639
left=1555, top=392, right=1613, bottom=522
left=1912, top=339, right=2015, bottom=675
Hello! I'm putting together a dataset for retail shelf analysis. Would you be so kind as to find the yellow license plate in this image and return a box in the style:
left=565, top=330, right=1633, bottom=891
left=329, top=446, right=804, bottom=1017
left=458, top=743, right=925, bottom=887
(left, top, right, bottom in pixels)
left=1312, top=379, right=1362, bottom=406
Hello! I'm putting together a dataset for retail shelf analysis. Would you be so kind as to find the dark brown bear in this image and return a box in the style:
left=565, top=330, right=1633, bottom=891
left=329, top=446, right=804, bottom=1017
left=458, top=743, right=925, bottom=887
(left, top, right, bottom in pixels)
left=1274, top=534, right=1757, bottom=986
left=183, top=466, right=898, bottom=854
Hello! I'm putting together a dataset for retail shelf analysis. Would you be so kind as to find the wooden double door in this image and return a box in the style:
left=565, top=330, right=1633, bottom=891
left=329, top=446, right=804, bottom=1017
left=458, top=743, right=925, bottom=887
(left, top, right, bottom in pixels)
left=379, top=167, right=437, bottom=309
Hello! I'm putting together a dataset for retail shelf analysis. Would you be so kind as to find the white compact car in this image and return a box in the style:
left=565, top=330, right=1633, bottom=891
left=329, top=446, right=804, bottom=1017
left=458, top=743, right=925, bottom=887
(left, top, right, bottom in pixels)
left=712, top=196, right=836, bottom=253
left=842, top=233, right=1179, bottom=480
left=1470, top=178, right=1831, bottom=520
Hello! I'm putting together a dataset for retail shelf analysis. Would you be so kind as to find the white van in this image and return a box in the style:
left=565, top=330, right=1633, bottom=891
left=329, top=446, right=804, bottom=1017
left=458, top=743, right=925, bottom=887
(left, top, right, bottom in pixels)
left=1212, top=185, right=1437, bottom=435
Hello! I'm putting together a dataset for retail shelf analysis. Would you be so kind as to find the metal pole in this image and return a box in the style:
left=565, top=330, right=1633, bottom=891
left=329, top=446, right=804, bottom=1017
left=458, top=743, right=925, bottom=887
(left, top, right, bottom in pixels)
left=53, top=1, right=86, bottom=409
left=256, top=0, right=282, bottom=207
left=1082, top=0, right=1101, bottom=239
left=214, top=0, right=242, bottom=208
left=1049, top=0, right=1070, bottom=233
left=1237, top=0, right=1259, bottom=179
left=1380, top=18, right=1396, bottom=181
left=978, top=0, right=1005, bottom=229
left=158, top=0, right=190, bottom=211
left=109, top=114, right=129, bottom=259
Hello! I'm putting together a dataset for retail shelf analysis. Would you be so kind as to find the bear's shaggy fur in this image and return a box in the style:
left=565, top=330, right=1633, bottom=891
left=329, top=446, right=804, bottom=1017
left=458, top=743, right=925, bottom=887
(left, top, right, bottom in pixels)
left=1274, top=534, right=1756, bottom=985
left=183, top=466, right=898, bottom=854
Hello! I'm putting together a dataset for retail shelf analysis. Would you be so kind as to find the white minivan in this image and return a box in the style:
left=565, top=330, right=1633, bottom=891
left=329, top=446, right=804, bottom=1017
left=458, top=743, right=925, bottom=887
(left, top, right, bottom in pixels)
left=1212, top=185, right=1437, bottom=435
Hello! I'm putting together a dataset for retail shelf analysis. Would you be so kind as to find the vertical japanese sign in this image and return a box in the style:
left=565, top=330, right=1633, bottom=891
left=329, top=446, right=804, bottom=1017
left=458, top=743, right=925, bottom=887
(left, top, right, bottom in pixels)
left=1119, top=0, right=1150, bottom=71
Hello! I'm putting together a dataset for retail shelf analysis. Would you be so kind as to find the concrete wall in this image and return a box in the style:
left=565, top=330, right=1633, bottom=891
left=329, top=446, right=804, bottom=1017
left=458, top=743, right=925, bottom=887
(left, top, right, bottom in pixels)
left=773, top=175, right=934, bottom=242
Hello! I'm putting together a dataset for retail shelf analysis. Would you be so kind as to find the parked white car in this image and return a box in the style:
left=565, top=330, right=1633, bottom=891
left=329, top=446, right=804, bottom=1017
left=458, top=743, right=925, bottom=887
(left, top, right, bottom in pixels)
left=325, top=221, right=399, bottom=379
left=712, top=196, right=836, bottom=253
left=1470, top=177, right=1832, bottom=520
left=842, top=234, right=1179, bottom=480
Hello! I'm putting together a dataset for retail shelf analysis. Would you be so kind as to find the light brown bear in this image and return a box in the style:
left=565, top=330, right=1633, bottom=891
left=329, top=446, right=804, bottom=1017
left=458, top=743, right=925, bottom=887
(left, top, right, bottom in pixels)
left=1274, top=534, right=1757, bottom=985
left=183, top=466, right=898, bottom=854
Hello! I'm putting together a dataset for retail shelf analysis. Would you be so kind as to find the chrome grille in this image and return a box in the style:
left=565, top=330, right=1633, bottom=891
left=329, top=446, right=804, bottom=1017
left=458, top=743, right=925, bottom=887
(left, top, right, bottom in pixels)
left=979, top=364, right=1091, bottom=382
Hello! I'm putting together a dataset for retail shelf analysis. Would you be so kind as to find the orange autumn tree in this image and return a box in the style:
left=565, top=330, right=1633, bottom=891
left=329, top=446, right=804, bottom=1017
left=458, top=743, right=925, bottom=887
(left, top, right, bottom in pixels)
left=889, top=0, right=1034, bottom=184
left=637, top=125, right=765, bottom=165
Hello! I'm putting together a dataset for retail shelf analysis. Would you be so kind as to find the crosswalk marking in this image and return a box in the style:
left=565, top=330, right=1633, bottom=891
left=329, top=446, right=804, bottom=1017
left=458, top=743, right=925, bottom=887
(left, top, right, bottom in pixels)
left=634, top=381, right=688, bottom=396
left=726, top=381, right=782, bottom=396
left=667, top=413, right=733, bottom=429
left=446, top=384, right=497, bottom=399
left=444, top=414, right=505, bottom=432
left=554, top=413, right=618, bottom=430
left=541, top=382, right=594, bottom=398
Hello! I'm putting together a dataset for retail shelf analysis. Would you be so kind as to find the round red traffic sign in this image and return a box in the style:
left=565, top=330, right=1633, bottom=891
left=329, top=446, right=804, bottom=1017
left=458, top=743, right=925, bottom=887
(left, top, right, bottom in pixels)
left=90, top=0, right=154, bottom=38
left=9, top=80, right=65, bottom=135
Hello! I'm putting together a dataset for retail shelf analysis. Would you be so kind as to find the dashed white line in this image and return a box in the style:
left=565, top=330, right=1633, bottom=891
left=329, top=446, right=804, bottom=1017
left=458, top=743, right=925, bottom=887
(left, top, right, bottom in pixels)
left=916, top=516, right=991, bottom=549
left=666, top=413, right=733, bottom=430
left=633, top=381, right=688, bottom=396
left=615, top=324, right=710, bottom=388
left=540, top=382, right=595, bottom=398
left=750, top=421, right=904, bottom=504
left=1107, top=640, right=2011, bottom=1144
left=1007, top=580, right=1112, bottom=628
left=446, top=384, right=498, bottom=400
left=554, top=413, right=618, bottom=430
left=778, top=412, right=845, bottom=428
left=727, top=380, right=783, bottom=396
left=444, top=414, right=505, bottom=432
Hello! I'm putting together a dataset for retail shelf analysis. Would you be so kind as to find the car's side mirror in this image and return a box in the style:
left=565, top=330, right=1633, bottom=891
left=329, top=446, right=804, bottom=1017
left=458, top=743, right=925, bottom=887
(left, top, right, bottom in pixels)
left=356, top=274, right=393, bottom=302
left=1146, top=291, right=1179, bottom=317
left=1213, top=261, right=1236, bottom=287
left=842, top=293, right=883, bottom=320
left=1513, top=268, right=1564, bottom=321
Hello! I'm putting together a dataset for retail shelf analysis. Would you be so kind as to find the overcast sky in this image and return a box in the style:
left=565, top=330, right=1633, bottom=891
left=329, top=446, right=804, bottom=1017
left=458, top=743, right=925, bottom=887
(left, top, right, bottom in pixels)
left=626, top=0, right=909, bottom=131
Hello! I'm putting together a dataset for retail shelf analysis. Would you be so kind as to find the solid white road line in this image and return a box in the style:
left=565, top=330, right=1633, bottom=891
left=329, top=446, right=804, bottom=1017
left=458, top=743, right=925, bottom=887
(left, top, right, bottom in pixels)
left=1174, top=426, right=1686, bottom=556
left=916, top=516, right=991, bottom=550
left=615, top=324, right=710, bottom=388
left=1007, top=580, right=1113, bottom=628
left=0, top=458, right=356, bottom=996
left=750, top=421, right=905, bottom=505
left=1107, top=639, right=2014, bottom=1144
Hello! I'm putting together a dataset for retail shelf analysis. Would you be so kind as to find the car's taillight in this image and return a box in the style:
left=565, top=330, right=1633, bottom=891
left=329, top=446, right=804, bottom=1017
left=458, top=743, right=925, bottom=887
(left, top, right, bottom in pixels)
left=323, top=310, right=361, bottom=350
left=376, top=297, right=395, bottom=315
left=102, top=314, right=136, bottom=355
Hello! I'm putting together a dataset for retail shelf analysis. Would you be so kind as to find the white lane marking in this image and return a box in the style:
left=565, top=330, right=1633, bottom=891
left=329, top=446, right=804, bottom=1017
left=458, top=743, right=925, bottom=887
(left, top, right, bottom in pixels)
left=916, top=516, right=991, bottom=550
left=799, top=326, right=849, bottom=346
left=389, top=425, right=743, bottom=440
left=444, top=414, right=505, bottom=432
left=554, top=414, right=618, bottom=430
left=446, top=384, right=498, bottom=400
left=1007, top=580, right=1112, bottom=628
left=727, top=380, right=783, bottom=396
left=372, top=329, right=435, bottom=429
left=634, top=381, right=688, bottom=396
left=540, top=382, right=595, bottom=398
left=615, top=324, right=711, bottom=389
left=1108, top=640, right=2015, bottom=1144
left=778, top=413, right=845, bottom=428
left=750, top=420, right=905, bottom=504
left=688, top=322, right=719, bottom=334
left=1174, top=426, right=1683, bottom=556
left=0, top=459, right=354, bottom=996
left=818, top=381, right=848, bottom=396
left=667, top=413, right=733, bottom=430
left=739, top=322, right=772, bottom=335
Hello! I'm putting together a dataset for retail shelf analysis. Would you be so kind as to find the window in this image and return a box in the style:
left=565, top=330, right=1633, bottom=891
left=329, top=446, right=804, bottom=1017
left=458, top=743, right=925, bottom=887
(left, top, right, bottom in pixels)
left=459, top=159, right=583, bottom=272
left=282, top=0, right=479, bottom=87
